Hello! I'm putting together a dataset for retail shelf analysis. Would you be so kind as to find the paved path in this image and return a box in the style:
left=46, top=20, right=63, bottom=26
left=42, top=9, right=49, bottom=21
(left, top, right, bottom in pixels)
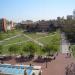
left=0, top=32, right=55, bottom=47
left=0, top=34, right=21, bottom=43
left=35, top=34, right=55, bottom=40
left=24, top=33, right=56, bottom=47
left=42, top=53, right=75, bottom=75
left=0, top=33, right=51, bottom=47
left=61, top=32, right=70, bottom=54
left=24, top=34, right=44, bottom=46
left=4, top=40, right=30, bottom=46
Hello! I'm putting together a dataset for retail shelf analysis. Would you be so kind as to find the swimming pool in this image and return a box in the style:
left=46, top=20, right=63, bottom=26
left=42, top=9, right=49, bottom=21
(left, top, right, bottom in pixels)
left=0, top=64, right=32, bottom=75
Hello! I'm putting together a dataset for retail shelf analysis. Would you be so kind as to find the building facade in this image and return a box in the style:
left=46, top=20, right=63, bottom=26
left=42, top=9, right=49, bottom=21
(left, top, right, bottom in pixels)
left=19, top=20, right=56, bottom=32
left=67, top=15, right=73, bottom=20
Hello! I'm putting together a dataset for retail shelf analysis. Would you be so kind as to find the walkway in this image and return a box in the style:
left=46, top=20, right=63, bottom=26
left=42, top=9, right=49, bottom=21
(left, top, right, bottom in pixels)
left=24, top=33, right=56, bottom=47
left=42, top=53, right=75, bottom=75
left=61, top=32, right=70, bottom=54
left=0, top=32, right=56, bottom=47
left=0, top=34, right=21, bottom=43
left=24, top=34, right=44, bottom=46
left=4, top=40, right=30, bottom=46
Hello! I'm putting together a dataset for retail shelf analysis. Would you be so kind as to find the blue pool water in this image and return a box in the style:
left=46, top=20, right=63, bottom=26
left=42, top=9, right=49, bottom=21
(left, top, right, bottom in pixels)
left=0, top=64, right=32, bottom=75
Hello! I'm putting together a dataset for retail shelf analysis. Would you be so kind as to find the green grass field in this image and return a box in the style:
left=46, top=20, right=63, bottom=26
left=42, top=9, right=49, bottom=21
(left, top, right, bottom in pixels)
left=0, top=30, right=61, bottom=55
left=0, top=29, right=23, bottom=40
left=2, top=35, right=28, bottom=45
left=25, top=32, right=49, bottom=39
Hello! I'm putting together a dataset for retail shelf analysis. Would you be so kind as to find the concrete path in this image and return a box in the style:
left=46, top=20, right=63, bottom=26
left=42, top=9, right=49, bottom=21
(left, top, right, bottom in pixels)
left=0, top=34, right=21, bottom=43
left=42, top=53, right=74, bottom=75
left=4, top=40, right=30, bottom=46
left=24, top=34, right=44, bottom=46
left=3, top=34, right=53, bottom=47
left=35, top=34, right=55, bottom=40
left=24, top=33, right=56, bottom=47
left=61, top=32, right=70, bottom=54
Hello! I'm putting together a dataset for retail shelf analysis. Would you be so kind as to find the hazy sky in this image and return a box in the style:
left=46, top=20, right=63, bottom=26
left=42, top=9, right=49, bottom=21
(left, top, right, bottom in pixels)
left=0, top=0, right=75, bottom=22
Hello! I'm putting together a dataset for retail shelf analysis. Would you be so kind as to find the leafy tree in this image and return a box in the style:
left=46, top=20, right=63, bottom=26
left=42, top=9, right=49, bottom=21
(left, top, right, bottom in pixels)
left=8, top=45, right=20, bottom=56
left=22, top=45, right=29, bottom=55
left=42, top=43, right=59, bottom=56
left=0, top=45, right=3, bottom=54
left=23, top=42, right=36, bottom=56
left=42, top=44, right=52, bottom=56
left=71, top=45, right=75, bottom=57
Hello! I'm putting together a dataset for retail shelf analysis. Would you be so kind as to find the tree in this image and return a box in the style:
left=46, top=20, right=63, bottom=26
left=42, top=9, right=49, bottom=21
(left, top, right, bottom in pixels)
left=42, top=44, right=59, bottom=68
left=23, top=42, right=36, bottom=56
left=42, top=43, right=59, bottom=56
left=23, top=45, right=29, bottom=55
left=8, top=45, right=20, bottom=56
left=0, top=45, right=3, bottom=54
left=71, top=45, right=75, bottom=57
left=42, top=44, right=52, bottom=68
left=42, top=44, right=53, bottom=56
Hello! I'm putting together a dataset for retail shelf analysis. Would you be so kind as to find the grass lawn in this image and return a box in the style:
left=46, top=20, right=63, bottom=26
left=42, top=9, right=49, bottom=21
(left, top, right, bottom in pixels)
left=0, top=30, right=61, bottom=55
left=0, top=29, right=23, bottom=40
left=37, top=32, right=61, bottom=45
left=2, top=35, right=29, bottom=46
left=25, top=32, right=49, bottom=39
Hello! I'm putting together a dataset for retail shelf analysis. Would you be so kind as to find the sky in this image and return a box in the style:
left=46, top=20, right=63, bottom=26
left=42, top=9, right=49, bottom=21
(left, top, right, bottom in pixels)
left=0, top=0, right=75, bottom=22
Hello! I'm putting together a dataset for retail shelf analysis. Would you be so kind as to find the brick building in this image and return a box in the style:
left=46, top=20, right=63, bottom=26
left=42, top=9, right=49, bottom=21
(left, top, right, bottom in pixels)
left=19, top=20, right=56, bottom=32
